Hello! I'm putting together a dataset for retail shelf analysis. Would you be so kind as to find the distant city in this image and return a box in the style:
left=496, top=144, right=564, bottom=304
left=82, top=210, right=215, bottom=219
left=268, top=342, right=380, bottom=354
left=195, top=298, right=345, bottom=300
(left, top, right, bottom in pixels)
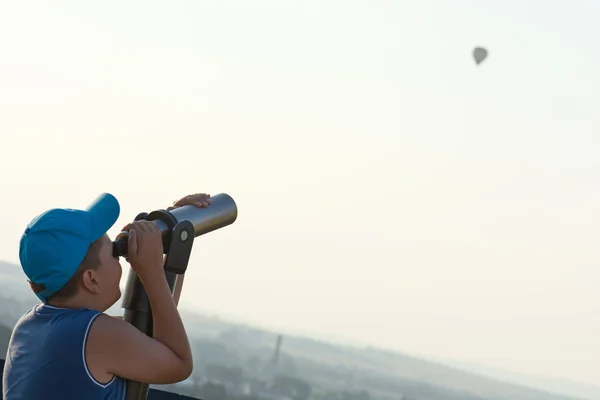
left=1, top=261, right=598, bottom=400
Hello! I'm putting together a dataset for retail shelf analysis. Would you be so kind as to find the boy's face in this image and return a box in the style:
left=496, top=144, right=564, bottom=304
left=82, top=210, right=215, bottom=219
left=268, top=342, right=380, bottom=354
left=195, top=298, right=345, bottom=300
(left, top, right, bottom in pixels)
left=95, top=234, right=123, bottom=309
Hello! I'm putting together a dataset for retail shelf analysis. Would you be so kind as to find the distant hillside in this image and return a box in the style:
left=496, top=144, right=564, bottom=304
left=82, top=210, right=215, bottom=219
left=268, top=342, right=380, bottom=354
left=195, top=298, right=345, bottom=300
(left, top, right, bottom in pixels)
left=0, top=323, right=11, bottom=358
left=178, top=311, right=583, bottom=400
left=0, top=261, right=37, bottom=301
left=0, top=259, right=590, bottom=400
left=437, top=359, right=600, bottom=400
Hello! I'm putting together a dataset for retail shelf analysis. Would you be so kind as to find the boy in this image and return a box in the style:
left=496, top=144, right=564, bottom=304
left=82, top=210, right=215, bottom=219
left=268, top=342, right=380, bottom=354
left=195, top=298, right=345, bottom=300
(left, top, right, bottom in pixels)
left=2, top=192, right=212, bottom=400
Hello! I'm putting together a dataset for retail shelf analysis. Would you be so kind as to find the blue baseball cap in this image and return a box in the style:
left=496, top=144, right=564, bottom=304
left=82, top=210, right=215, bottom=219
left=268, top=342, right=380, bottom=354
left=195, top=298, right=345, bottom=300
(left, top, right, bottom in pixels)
left=19, top=193, right=120, bottom=302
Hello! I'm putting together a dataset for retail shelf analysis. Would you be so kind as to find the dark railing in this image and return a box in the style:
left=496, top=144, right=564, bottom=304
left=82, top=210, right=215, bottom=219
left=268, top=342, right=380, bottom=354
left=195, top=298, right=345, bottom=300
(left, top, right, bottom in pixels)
left=0, top=358, right=199, bottom=400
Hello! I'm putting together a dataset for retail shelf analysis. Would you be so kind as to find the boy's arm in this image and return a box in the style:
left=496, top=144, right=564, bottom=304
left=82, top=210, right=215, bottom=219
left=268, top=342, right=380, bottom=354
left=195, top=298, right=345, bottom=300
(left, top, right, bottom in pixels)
left=86, top=268, right=193, bottom=384
left=112, top=252, right=182, bottom=321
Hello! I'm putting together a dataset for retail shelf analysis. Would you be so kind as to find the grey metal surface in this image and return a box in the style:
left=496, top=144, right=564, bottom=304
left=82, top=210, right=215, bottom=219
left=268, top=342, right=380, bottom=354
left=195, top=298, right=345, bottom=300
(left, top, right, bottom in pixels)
left=156, top=193, right=237, bottom=238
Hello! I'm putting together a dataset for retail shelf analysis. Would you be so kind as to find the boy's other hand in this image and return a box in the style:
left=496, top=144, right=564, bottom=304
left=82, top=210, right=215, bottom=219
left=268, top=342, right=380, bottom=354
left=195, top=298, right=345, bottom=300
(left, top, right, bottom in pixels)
left=123, top=220, right=164, bottom=278
left=167, top=193, right=211, bottom=211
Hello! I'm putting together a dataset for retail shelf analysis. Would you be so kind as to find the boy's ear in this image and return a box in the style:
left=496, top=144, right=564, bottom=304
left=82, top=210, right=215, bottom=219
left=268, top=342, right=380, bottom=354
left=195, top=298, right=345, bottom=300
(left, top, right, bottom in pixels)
left=81, top=269, right=101, bottom=294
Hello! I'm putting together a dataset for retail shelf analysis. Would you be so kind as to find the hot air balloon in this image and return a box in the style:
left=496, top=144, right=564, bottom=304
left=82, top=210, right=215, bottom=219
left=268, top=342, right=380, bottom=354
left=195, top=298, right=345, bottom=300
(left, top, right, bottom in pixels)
left=473, top=47, right=488, bottom=65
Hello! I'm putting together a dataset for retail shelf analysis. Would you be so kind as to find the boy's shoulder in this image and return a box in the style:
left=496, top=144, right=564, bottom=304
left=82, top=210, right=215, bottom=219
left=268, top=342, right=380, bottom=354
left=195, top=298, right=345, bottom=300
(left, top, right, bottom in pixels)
left=11, top=304, right=103, bottom=342
left=18, top=303, right=99, bottom=320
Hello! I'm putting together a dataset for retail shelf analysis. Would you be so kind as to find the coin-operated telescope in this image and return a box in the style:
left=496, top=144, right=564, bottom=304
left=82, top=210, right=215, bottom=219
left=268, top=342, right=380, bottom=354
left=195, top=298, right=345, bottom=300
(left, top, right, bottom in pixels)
left=112, top=193, right=238, bottom=400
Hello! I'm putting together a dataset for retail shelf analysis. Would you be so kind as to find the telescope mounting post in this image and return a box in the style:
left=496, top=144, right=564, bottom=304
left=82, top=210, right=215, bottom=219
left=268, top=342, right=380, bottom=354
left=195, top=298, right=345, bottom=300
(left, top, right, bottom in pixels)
left=121, top=209, right=195, bottom=400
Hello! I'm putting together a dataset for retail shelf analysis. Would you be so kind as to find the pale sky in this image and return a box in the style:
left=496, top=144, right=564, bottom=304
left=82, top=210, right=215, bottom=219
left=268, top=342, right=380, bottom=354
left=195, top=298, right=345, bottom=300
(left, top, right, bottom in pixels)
left=0, top=0, right=598, bottom=387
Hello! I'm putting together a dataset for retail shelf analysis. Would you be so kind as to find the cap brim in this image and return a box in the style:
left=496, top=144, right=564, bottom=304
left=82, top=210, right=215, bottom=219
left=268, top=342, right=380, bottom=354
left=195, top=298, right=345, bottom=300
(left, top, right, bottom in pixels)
left=86, top=193, right=120, bottom=241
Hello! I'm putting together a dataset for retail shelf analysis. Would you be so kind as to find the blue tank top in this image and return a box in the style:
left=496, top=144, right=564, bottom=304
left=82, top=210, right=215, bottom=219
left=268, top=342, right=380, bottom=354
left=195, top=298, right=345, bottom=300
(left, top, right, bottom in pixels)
left=2, top=304, right=126, bottom=400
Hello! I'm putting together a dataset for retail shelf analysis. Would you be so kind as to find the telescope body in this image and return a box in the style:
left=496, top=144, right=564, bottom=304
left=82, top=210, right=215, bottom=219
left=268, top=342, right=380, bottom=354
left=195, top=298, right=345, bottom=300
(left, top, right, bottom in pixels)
left=113, top=193, right=237, bottom=257
left=165, top=193, right=237, bottom=236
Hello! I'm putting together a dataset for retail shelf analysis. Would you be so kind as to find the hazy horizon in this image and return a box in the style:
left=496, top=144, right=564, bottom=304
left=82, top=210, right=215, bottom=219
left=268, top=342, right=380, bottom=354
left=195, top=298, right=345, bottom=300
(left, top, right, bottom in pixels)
left=0, top=0, right=598, bottom=388
left=176, top=302, right=598, bottom=389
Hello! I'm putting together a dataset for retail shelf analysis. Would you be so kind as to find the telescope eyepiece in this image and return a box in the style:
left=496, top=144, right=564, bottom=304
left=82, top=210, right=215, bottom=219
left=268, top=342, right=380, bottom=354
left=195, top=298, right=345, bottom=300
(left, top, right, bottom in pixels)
left=113, top=235, right=129, bottom=258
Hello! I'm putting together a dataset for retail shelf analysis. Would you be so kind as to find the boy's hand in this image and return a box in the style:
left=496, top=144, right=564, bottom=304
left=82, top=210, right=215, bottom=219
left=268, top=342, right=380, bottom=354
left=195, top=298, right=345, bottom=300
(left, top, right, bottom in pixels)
left=124, top=220, right=164, bottom=279
left=168, top=193, right=211, bottom=210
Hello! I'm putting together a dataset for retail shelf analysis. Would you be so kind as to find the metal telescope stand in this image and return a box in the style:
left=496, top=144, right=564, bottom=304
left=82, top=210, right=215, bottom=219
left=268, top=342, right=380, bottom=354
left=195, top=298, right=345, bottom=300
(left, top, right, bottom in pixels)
left=121, top=209, right=196, bottom=400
